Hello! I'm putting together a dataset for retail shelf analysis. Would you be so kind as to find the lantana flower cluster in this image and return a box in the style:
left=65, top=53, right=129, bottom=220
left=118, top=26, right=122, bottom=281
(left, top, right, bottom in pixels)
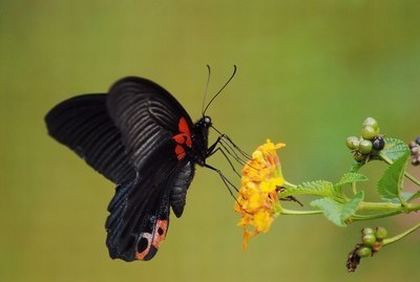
left=235, top=140, right=285, bottom=248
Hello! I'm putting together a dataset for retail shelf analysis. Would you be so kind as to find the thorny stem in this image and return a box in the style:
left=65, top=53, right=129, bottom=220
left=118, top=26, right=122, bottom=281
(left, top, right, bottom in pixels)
left=383, top=222, right=420, bottom=246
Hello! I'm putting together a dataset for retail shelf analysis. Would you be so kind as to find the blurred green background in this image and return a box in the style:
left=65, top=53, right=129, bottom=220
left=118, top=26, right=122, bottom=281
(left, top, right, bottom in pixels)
left=1, top=1, right=419, bottom=281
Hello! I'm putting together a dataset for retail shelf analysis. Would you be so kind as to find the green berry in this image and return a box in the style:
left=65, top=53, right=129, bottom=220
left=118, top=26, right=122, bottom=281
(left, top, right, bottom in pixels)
left=361, top=227, right=375, bottom=235
left=375, top=226, right=388, bottom=240
left=359, top=140, right=373, bottom=154
left=346, top=136, right=360, bottom=150
left=362, top=234, right=377, bottom=246
left=356, top=246, right=372, bottom=257
left=362, top=117, right=379, bottom=130
left=361, top=126, right=379, bottom=140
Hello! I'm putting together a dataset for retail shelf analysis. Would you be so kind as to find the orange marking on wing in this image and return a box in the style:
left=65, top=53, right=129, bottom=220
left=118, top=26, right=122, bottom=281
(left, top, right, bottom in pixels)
left=135, top=233, right=152, bottom=260
left=152, top=220, right=169, bottom=248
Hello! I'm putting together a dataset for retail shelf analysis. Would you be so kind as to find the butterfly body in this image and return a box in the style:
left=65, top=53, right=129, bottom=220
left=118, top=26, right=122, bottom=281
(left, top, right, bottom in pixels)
left=46, top=77, right=216, bottom=261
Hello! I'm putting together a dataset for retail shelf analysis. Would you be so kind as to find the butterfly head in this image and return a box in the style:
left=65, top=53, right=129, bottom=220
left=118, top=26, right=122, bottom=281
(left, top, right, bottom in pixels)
left=199, top=115, right=212, bottom=128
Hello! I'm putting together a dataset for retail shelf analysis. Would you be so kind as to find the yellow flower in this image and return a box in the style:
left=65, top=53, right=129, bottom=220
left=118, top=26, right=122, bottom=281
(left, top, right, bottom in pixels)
left=235, top=139, right=286, bottom=249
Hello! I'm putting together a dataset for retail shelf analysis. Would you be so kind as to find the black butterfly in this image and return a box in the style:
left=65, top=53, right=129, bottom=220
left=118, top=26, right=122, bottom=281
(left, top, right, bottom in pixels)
left=45, top=67, right=245, bottom=261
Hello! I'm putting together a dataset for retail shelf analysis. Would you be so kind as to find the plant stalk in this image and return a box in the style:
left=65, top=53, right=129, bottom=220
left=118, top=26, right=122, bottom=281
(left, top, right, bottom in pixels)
left=383, top=222, right=420, bottom=246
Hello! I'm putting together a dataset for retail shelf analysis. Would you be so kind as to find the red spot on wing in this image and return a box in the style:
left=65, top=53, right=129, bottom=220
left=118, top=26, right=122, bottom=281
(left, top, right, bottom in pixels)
left=175, top=145, right=186, bottom=160
left=178, top=117, right=191, bottom=135
left=172, top=117, right=192, bottom=160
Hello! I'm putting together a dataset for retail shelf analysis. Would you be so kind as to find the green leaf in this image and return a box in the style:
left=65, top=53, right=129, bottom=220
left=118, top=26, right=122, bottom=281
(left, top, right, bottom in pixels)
left=310, top=198, right=345, bottom=227
left=281, top=180, right=335, bottom=198
left=310, top=192, right=364, bottom=227
left=377, top=152, right=410, bottom=202
left=336, top=173, right=368, bottom=187
left=341, top=191, right=364, bottom=222
left=381, top=137, right=410, bottom=162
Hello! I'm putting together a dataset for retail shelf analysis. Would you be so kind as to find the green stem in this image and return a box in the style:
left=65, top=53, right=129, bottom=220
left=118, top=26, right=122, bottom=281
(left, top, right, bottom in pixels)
left=358, top=201, right=402, bottom=211
left=383, top=222, right=420, bottom=246
left=351, top=211, right=403, bottom=221
left=281, top=208, right=323, bottom=215
left=359, top=201, right=420, bottom=212
left=352, top=182, right=357, bottom=195
left=350, top=202, right=420, bottom=222
left=284, top=181, right=297, bottom=188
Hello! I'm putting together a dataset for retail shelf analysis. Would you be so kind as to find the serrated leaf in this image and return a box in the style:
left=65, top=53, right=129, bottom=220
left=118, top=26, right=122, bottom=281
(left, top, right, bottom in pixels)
left=336, top=173, right=368, bottom=187
left=311, top=192, right=364, bottom=227
left=381, top=137, right=410, bottom=162
left=349, top=161, right=363, bottom=173
left=377, top=152, right=410, bottom=202
left=310, top=198, right=346, bottom=227
left=341, top=191, right=364, bottom=222
left=281, top=180, right=335, bottom=198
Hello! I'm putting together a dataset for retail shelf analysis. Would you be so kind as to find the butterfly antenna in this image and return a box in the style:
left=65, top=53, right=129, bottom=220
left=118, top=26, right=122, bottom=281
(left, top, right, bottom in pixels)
left=201, top=65, right=212, bottom=115
left=203, top=65, right=237, bottom=115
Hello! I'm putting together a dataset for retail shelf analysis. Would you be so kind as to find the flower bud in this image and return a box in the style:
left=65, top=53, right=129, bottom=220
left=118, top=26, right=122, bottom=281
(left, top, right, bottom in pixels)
left=409, top=141, right=417, bottom=149
left=372, top=241, right=383, bottom=252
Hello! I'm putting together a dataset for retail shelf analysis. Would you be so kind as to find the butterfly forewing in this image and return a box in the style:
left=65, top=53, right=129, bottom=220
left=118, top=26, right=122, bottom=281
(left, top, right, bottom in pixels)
left=45, top=94, right=136, bottom=184
left=106, top=77, right=194, bottom=170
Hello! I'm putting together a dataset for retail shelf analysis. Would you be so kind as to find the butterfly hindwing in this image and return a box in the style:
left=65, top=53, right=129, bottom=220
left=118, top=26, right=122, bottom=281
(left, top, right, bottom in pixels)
left=105, top=142, right=195, bottom=261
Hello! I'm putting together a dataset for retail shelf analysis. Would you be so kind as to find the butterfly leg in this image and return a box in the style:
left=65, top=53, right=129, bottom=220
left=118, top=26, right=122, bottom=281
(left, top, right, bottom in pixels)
left=208, top=136, right=247, bottom=166
left=220, top=134, right=251, bottom=159
left=204, top=163, right=239, bottom=195
left=208, top=147, right=241, bottom=177
left=210, top=125, right=251, bottom=159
